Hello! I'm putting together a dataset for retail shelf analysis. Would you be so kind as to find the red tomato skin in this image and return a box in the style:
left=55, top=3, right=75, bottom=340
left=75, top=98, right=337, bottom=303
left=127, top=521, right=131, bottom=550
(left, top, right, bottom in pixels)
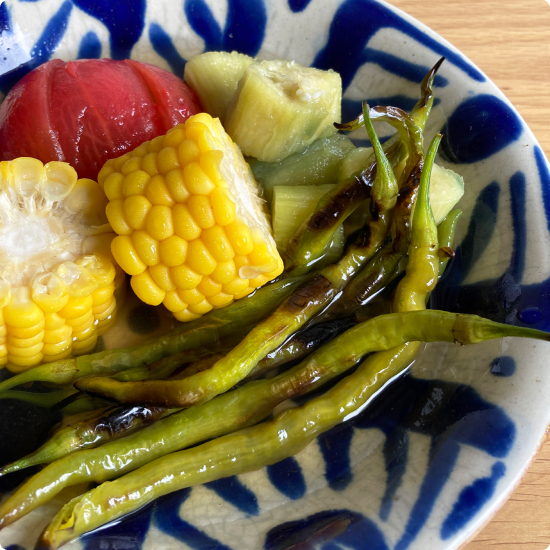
left=0, top=59, right=202, bottom=180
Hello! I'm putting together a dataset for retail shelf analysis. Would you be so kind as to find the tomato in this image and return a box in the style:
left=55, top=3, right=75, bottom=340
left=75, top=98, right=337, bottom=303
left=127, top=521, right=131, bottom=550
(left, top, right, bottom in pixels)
left=0, top=59, right=202, bottom=180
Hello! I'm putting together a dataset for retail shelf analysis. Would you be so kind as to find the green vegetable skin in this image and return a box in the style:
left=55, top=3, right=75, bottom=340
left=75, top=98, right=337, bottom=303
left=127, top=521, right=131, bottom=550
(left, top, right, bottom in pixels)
left=0, top=277, right=304, bottom=393
left=37, top=310, right=550, bottom=548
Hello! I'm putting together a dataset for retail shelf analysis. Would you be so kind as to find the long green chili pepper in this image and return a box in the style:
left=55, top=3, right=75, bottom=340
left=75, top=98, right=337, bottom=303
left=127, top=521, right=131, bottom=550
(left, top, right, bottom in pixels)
left=36, top=308, right=549, bottom=548
left=74, top=112, right=401, bottom=406
left=0, top=405, right=173, bottom=477
left=436, top=209, right=462, bottom=276
left=2, top=309, right=547, bottom=536
left=283, top=59, right=442, bottom=277
left=0, top=277, right=304, bottom=394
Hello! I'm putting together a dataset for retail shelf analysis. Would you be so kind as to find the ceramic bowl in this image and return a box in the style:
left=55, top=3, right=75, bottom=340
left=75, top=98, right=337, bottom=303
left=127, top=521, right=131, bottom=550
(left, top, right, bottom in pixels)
left=0, top=1, right=549, bottom=549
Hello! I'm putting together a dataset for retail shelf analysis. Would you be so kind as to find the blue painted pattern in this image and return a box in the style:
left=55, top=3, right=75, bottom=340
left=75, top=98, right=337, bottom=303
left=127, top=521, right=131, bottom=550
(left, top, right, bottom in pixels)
left=149, top=23, right=187, bottom=76
left=204, top=476, right=259, bottom=515
left=266, top=457, right=307, bottom=500
left=77, top=31, right=102, bottom=59
left=490, top=356, right=516, bottom=377
left=440, top=461, right=506, bottom=540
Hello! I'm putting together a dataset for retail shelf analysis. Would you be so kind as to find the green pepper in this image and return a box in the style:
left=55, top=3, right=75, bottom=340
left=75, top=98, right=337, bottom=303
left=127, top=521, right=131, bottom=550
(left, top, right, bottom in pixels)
left=36, top=308, right=549, bottom=549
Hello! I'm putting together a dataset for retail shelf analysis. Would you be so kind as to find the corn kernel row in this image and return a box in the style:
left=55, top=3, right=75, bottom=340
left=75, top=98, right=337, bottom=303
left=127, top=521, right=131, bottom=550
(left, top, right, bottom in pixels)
left=99, top=113, right=283, bottom=321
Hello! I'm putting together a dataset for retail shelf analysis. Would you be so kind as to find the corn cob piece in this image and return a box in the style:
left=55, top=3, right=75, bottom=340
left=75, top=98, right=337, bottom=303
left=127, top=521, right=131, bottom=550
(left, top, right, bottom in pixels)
left=0, top=158, right=121, bottom=372
left=98, top=113, right=283, bottom=321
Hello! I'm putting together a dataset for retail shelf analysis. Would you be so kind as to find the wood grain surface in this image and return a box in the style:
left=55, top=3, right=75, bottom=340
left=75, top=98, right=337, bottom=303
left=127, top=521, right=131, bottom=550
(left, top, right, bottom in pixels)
left=388, top=1, right=550, bottom=548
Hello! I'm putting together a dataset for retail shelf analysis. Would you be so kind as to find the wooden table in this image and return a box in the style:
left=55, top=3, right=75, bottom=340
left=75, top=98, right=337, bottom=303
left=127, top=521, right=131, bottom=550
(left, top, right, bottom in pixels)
left=389, top=1, right=550, bottom=547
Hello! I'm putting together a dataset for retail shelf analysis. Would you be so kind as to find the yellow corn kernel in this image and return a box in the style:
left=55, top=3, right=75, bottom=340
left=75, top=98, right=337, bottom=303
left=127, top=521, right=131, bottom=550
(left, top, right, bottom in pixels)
left=163, top=290, right=188, bottom=313
left=222, top=277, right=250, bottom=295
left=8, top=330, right=45, bottom=348
left=173, top=309, right=201, bottom=323
left=234, top=254, right=250, bottom=271
left=43, top=339, right=72, bottom=356
left=142, top=152, right=159, bottom=177
left=200, top=150, right=224, bottom=187
left=65, top=309, right=94, bottom=329
left=11, top=157, right=44, bottom=196
left=72, top=322, right=97, bottom=342
left=7, top=353, right=44, bottom=372
left=149, top=264, right=177, bottom=292
left=201, top=226, right=235, bottom=261
left=131, top=271, right=166, bottom=306
left=43, top=348, right=72, bottom=363
left=170, top=265, right=202, bottom=290
left=59, top=295, right=93, bottom=320
left=123, top=170, right=150, bottom=197
left=43, top=325, right=72, bottom=344
left=164, top=127, right=186, bottom=148
left=166, top=169, right=190, bottom=203
left=98, top=164, right=115, bottom=188
left=124, top=195, right=152, bottom=231
left=187, top=195, right=215, bottom=229
left=112, top=235, right=147, bottom=276
left=76, top=256, right=116, bottom=288
left=8, top=320, right=45, bottom=339
left=211, top=188, right=236, bottom=226
left=71, top=333, right=98, bottom=353
left=207, top=292, right=234, bottom=308
left=106, top=199, right=133, bottom=235
left=234, top=287, right=254, bottom=300
left=184, top=121, right=208, bottom=143
left=92, top=284, right=116, bottom=308
left=102, top=172, right=124, bottom=201
left=159, top=235, right=188, bottom=267
left=173, top=204, right=202, bottom=241
left=56, top=263, right=98, bottom=298
left=4, top=287, right=44, bottom=328
left=7, top=340, right=44, bottom=358
left=120, top=156, right=142, bottom=176
left=131, top=230, right=160, bottom=267
left=225, top=221, right=254, bottom=256
left=178, top=288, right=204, bottom=306
left=112, top=153, right=131, bottom=172
left=0, top=343, right=6, bottom=357
left=188, top=299, right=213, bottom=315
left=157, top=147, right=180, bottom=175
left=197, top=276, right=222, bottom=297
left=95, top=298, right=116, bottom=322
left=249, top=242, right=276, bottom=268
left=149, top=136, right=165, bottom=153
left=178, top=139, right=201, bottom=166
left=132, top=142, right=150, bottom=158
left=210, top=260, right=237, bottom=285
left=31, top=273, right=69, bottom=313
left=45, top=312, right=66, bottom=330
left=146, top=175, right=175, bottom=207
left=97, top=311, right=117, bottom=331
left=186, top=240, right=217, bottom=276
left=183, top=162, right=216, bottom=195
left=249, top=274, right=271, bottom=289
left=146, top=205, right=174, bottom=241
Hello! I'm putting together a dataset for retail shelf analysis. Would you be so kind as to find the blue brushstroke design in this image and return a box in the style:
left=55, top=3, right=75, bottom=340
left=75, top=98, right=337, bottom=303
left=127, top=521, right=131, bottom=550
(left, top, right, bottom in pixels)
left=5, top=545, right=26, bottom=550
left=266, top=457, right=307, bottom=499
left=204, top=476, right=259, bottom=515
left=288, top=0, right=312, bottom=12
left=490, top=356, right=516, bottom=377
left=0, top=2, right=10, bottom=32
left=536, top=146, right=550, bottom=237
left=509, top=172, right=526, bottom=282
left=72, top=0, right=146, bottom=59
left=317, top=424, right=354, bottom=490
left=265, top=509, right=389, bottom=550
left=185, top=0, right=266, bottom=56
left=77, top=30, right=101, bottom=59
left=0, top=0, right=72, bottom=93
left=518, top=307, right=542, bottom=324
left=440, top=461, right=506, bottom=539
left=314, top=0, right=483, bottom=92
left=149, top=23, right=187, bottom=75
left=154, top=489, right=233, bottom=550
left=441, top=95, right=523, bottom=163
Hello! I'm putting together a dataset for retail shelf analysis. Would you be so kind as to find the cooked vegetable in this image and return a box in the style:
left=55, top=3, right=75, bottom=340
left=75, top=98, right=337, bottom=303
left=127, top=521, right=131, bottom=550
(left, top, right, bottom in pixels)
left=184, top=51, right=254, bottom=121
left=0, top=158, right=122, bottom=372
left=0, top=59, right=202, bottom=180
left=73, top=105, right=402, bottom=406
left=271, top=184, right=345, bottom=264
left=0, top=276, right=303, bottom=392
left=36, top=307, right=550, bottom=548
left=338, top=146, right=373, bottom=182
left=225, top=60, right=342, bottom=162
left=249, top=134, right=355, bottom=202
left=98, top=112, right=284, bottom=320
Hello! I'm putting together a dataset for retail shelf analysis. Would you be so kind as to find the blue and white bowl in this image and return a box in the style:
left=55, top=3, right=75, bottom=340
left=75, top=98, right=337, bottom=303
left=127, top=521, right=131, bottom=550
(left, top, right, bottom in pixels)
left=0, top=1, right=549, bottom=549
